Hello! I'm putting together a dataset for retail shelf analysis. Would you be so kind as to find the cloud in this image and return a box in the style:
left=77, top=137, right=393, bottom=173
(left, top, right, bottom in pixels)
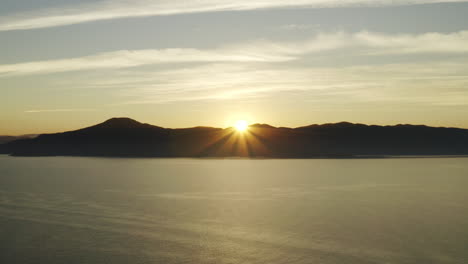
left=25, top=109, right=96, bottom=113
left=0, top=0, right=467, bottom=31
left=353, top=31, right=468, bottom=54
left=242, top=30, right=468, bottom=55
left=279, top=24, right=321, bottom=31
left=99, top=61, right=468, bottom=105
left=0, top=48, right=293, bottom=76
left=1, top=30, right=468, bottom=76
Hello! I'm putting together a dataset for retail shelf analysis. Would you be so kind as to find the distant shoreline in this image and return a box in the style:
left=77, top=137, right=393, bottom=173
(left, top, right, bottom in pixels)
left=2, top=154, right=468, bottom=160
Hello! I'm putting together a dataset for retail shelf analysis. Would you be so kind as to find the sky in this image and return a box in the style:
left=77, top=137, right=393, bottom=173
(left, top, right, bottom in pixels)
left=1, top=0, right=468, bottom=135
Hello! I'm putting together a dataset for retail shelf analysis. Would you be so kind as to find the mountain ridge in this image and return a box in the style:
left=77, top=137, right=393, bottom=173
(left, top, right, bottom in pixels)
left=1, top=117, right=468, bottom=157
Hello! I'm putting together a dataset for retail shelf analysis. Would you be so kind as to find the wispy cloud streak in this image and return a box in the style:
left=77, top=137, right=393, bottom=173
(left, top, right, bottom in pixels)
left=0, top=0, right=467, bottom=31
left=1, top=30, right=468, bottom=76
left=25, top=109, right=96, bottom=113
left=11, top=56, right=468, bottom=109
left=0, top=48, right=293, bottom=76
left=102, top=62, right=468, bottom=105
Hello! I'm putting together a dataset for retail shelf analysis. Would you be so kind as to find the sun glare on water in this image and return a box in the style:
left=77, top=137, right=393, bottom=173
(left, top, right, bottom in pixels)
left=234, top=120, right=249, bottom=132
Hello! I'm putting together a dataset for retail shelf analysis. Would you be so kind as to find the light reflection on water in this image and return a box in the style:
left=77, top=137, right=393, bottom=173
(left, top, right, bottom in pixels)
left=0, top=156, right=467, bottom=264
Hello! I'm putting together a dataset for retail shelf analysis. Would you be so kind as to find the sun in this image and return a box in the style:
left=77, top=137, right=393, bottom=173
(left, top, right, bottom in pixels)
left=234, top=120, right=249, bottom=132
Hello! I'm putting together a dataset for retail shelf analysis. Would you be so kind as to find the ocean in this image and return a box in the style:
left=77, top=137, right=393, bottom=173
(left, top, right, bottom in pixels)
left=1, top=155, right=467, bottom=264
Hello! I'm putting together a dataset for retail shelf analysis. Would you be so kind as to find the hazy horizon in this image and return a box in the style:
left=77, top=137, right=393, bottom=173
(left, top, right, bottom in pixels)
left=2, top=1, right=468, bottom=135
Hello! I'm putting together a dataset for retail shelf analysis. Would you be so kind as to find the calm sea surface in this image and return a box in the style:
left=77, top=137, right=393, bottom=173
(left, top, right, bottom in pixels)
left=1, top=155, right=467, bottom=264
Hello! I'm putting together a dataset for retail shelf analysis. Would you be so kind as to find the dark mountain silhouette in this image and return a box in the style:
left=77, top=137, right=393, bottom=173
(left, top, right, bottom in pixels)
left=0, top=134, right=37, bottom=144
left=1, top=117, right=468, bottom=157
left=0, top=136, right=20, bottom=145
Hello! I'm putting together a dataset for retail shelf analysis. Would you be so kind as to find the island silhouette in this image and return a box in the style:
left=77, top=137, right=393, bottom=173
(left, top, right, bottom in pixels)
left=1, top=117, right=467, bottom=157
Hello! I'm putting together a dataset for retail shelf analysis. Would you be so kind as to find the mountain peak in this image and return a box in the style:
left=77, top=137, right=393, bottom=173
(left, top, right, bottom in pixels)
left=72, top=117, right=165, bottom=134
left=99, top=117, right=144, bottom=128
left=250, top=123, right=276, bottom=129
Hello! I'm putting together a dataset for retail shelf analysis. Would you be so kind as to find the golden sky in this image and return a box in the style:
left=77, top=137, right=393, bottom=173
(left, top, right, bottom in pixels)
left=1, top=1, right=468, bottom=135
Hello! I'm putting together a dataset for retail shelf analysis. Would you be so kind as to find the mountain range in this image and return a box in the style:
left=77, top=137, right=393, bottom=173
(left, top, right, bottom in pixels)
left=0, top=135, right=37, bottom=144
left=1, top=117, right=468, bottom=158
